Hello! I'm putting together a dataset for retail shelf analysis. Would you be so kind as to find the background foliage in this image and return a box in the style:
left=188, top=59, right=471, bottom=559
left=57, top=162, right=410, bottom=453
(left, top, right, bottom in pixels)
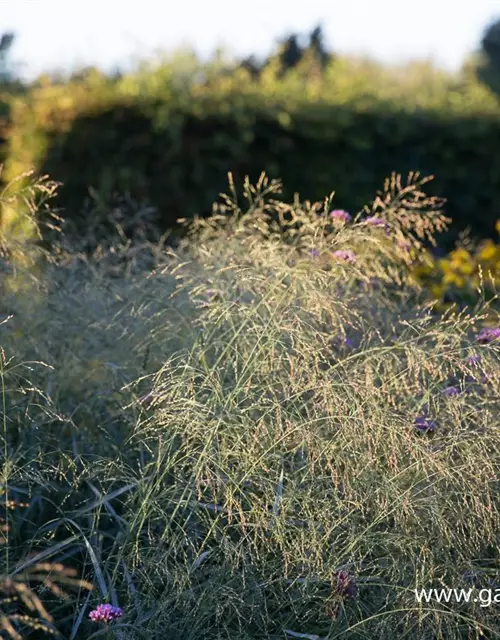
left=1, top=22, right=500, bottom=251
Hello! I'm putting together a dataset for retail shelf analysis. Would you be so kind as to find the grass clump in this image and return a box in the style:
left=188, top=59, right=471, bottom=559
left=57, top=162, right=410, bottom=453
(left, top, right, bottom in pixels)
left=0, top=170, right=500, bottom=639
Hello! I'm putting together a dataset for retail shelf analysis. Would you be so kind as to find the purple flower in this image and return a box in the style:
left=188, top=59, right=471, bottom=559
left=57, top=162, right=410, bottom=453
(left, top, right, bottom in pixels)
left=330, top=209, right=351, bottom=223
left=332, top=249, right=356, bottom=265
left=333, top=569, right=357, bottom=599
left=476, top=327, right=500, bottom=344
left=365, top=216, right=388, bottom=228
left=465, top=354, right=481, bottom=366
left=344, top=337, right=354, bottom=349
left=414, top=416, right=437, bottom=433
left=443, top=385, right=460, bottom=397
left=307, top=248, right=321, bottom=258
left=89, top=604, right=124, bottom=623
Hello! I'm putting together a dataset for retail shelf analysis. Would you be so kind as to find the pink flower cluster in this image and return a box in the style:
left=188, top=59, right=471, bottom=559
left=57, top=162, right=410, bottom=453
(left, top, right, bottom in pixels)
left=332, top=249, right=357, bottom=264
left=329, top=209, right=352, bottom=223
left=476, top=327, right=500, bottom=344
left=89, top=604, right=124, bottom=623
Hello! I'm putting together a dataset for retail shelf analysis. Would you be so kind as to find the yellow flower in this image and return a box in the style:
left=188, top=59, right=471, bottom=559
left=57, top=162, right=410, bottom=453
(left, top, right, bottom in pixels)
left=449, top=247, right=471, bottom=263
left=442, top=272, right=466, bottom=288
left=456, top=261, right=475, bottom=275
left=477, top=240, right=500, bottom=263
left=438, top=258, right=452, bottom=273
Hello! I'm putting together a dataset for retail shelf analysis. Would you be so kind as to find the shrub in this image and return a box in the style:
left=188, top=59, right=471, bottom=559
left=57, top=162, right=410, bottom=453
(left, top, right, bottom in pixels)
left=2, top=57, right=500, bottom=249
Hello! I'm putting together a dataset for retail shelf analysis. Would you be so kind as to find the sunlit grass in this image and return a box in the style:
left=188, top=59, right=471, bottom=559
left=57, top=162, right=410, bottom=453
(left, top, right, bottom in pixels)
left=0, top=172, right=499, bottom=639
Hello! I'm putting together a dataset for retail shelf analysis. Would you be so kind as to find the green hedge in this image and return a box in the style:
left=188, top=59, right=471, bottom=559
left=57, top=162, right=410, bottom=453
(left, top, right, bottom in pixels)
left=2, top=64, right=500, bottom=248
left=0, top=92, right=11, bottom=177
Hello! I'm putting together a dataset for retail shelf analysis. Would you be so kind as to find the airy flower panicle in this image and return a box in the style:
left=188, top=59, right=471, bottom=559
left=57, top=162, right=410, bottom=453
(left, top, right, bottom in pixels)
left=89, top=604, right=124, bottom=623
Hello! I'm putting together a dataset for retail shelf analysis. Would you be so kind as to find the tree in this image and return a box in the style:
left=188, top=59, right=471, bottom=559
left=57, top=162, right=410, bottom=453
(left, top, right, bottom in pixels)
left=482, top=19, right=500, bottom=66
left=239, top=54, right=261, bottom=79
left=279, top=33, right=303, bottom=72
left=0, top=32, right=15, bottom=83
left=308, top=24, right=332, bottom=69
left=476, top=18, right=500, bottom=95
left=237, top=22, right=334, bottom=79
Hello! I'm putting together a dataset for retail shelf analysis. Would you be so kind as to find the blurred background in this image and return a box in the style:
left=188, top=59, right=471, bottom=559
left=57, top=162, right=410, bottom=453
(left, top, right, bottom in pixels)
left=1, top=0, right=500, bottom=251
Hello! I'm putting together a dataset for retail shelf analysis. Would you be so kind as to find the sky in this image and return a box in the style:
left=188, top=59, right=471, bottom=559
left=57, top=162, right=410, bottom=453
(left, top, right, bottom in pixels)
left=1, top=0, right=500, bottom=80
